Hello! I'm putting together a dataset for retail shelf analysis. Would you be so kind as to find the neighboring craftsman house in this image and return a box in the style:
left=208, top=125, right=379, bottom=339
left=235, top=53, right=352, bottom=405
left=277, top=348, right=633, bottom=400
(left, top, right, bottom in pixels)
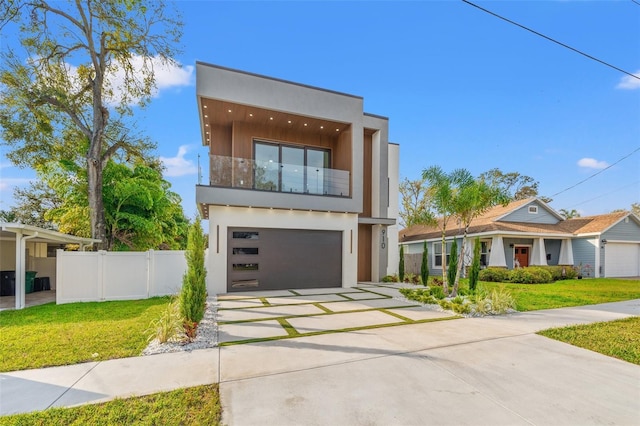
left=195, top=63, right=399, bottom=293
left=400, top=198, right=640, bottom=278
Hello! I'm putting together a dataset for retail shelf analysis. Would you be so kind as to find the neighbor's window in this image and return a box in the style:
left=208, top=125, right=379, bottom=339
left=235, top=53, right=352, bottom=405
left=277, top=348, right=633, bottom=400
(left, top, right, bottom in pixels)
left=433, top=242, right=453, bottom=267
left=528, top=206, right=538, bottom=214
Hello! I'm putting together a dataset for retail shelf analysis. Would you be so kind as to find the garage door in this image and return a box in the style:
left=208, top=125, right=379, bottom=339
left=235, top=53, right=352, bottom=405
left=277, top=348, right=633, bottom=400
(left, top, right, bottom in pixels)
left=605, top=243, right=640, bottom=277
left=227, top=228, right=342, bottom=292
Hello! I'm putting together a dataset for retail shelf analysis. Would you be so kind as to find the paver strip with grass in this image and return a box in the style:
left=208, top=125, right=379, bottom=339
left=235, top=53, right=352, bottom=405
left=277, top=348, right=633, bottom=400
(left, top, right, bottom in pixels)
left=216, top=285, right=461, bottom=345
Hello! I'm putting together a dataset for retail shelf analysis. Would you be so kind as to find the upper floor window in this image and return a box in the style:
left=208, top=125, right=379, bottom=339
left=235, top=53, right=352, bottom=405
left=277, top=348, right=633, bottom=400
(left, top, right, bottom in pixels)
left=254, top=140, right=330, bottom=195
left=528, top=206, right=538, bottom=214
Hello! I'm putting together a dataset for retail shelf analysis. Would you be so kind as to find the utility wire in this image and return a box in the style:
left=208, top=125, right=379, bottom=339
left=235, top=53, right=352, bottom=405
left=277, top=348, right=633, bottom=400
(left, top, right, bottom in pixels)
left=462, top=0, right=640, bottom=80
left=568, top=180, right=640, bottom=208
left=550, top=147, right=640, bottom=198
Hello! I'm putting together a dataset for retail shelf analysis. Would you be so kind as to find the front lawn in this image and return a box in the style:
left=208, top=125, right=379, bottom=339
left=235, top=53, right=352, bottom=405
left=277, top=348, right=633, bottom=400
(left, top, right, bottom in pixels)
left=481, top=278, right=640, bottom=311
left=539, top=316, right=640, bottom=365
left=0, top=384, right=221, bottom=426
left=0, top=297, right=169, bottom=372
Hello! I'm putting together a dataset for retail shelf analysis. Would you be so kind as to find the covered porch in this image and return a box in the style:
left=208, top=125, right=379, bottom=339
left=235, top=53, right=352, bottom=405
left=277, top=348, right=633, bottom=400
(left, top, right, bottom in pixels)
left=487, top=234, right=575, bottom=269
left=0, top=223, right=99, bottom=310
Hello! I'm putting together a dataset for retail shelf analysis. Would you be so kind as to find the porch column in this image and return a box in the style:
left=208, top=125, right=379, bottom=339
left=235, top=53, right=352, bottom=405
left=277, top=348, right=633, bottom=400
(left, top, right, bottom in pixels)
left=15, top=230, right=24, bottom=310
left=488, top=236, right=507, bottom=267
left=558, top=239, right=574, bottom=265
left=531, top=237, right=548, bottom=266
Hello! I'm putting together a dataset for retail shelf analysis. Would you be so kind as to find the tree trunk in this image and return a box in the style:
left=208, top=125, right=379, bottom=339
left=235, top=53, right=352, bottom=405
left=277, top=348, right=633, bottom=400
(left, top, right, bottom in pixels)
left=87, top=154, right=108, bottom=250
left=451, top=227, right=469, bottom=297
left=441, top=230, right=448, bottom=295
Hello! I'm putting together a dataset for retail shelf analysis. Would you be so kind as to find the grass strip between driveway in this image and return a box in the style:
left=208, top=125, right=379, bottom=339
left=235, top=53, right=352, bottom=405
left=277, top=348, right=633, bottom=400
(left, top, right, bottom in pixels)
left=0, top=384, right=221, bottom=426
left=538, top=316, right=640, bottom=365
left=220, top=314, right=459, bottom=346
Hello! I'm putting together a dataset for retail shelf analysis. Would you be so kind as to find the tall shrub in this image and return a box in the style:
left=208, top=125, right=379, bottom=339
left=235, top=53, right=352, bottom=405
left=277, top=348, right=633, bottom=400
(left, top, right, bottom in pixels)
left=421, top=241, right=429, bottom=286
left=469, top=237, right=481, bottom=292
left=180, top=216, right=207, bottom=338
left=399, top=245, right=405, bottom=282
left=447, top=239, right=458, bottom=291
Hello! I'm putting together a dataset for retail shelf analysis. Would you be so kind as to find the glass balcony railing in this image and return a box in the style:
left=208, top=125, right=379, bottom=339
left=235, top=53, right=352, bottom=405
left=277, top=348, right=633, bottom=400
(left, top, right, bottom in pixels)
left=209, top=155, right=350, bottom=197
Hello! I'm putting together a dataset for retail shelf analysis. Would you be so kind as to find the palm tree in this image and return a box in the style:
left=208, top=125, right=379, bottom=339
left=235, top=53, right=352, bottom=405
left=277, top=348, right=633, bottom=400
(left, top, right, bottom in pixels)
left=450, top=177, right=509, bottom=296
left=421, top=166, right=468, bottom=295
left=559, top=208, right=580, bottom=219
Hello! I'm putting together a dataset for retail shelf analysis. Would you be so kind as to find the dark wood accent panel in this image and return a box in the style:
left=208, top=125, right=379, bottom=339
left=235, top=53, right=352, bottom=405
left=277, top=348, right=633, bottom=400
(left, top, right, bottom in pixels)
left=210, top=124, right=232, bottom=157
left=227, top=228, right=342, bottom=292
left=357, top=224, right=372, bottom=282
left=361, top=133, right=372, bottom=217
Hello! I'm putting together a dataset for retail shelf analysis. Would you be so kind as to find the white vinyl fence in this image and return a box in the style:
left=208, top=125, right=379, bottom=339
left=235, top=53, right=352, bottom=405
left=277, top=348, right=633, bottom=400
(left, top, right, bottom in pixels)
left=56, top=249, right=187, bottom=304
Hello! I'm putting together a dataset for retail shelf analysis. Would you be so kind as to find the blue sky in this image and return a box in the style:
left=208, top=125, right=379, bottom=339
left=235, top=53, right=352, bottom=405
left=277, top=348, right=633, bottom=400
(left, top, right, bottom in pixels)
left=1, top=0, right=639, bottom=219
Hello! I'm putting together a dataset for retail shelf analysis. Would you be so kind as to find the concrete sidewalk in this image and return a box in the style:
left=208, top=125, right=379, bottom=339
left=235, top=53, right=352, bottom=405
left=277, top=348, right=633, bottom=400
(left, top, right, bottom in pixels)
left=1, top=299, right=639, bottom=425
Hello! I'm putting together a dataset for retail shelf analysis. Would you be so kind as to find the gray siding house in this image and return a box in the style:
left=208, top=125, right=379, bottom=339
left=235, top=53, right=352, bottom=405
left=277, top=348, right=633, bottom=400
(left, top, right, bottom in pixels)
left=400, top=198, right=640, bottom=278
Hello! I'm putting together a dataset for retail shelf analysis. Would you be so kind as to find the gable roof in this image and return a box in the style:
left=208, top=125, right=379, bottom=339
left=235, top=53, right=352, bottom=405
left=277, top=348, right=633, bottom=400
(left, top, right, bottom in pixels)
left=399, top=198, right=633, bottom=243
left=558, top=211, right=636, bottom=235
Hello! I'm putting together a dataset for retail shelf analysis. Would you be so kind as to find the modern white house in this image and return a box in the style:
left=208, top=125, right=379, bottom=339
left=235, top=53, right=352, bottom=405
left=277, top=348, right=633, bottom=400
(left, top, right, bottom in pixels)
left=400, top=198, right=640, bottom=278
left=195, top=63, right=399, bottom=294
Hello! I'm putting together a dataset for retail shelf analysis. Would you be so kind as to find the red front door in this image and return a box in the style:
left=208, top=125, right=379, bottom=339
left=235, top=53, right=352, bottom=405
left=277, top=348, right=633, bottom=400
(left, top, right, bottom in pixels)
left=514, top=247, right=529, bottom=267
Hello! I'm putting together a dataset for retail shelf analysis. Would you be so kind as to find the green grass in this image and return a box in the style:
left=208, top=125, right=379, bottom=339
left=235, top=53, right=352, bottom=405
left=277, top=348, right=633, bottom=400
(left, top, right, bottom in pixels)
left=481, top=278, right=640, bottom=311
left=0, top=384, right=221, bottom=426
left=0, top=297, right=169, bottom=372
left=539, top=316, right=640, bottom=365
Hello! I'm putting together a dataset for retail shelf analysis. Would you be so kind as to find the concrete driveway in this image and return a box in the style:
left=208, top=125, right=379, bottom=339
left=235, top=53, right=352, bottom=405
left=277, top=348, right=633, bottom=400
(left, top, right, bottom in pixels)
left=219, top=294, right=640, bottom=426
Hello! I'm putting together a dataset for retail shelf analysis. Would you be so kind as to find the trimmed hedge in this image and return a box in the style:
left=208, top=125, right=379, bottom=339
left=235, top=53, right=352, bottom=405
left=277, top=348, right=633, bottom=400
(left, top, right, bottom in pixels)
left=478, top=267, right=511, bottom=283
left=478, top=265, right=576, bottom=284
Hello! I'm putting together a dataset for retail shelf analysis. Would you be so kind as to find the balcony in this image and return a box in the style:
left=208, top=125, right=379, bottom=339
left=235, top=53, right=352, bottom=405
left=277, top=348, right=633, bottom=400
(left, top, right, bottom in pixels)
left=209, top=155, right=350, bottom=197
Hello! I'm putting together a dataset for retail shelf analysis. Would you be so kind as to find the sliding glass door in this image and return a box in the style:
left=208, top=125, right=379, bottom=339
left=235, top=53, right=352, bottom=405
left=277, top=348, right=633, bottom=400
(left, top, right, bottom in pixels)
left=253, top=140, right=330, bottom=194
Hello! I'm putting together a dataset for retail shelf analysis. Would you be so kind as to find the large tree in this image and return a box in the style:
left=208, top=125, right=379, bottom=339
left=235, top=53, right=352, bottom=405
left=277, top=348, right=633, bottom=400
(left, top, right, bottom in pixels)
left=399, top=177, right=434, bottom=228
left=45, top=159, right=190, bottom=250
left=479, top=168, right=550, bottom=203
left=0, top=0, right=183, bottom=249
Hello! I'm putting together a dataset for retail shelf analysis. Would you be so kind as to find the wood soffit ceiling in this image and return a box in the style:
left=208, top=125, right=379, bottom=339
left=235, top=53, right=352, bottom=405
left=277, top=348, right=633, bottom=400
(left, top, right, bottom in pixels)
left=200, top=98, right=353, bottom=144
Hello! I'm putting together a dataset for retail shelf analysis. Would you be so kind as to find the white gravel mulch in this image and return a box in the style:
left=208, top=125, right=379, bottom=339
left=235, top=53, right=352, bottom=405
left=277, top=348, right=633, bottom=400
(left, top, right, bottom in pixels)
left=142, top=296, right=219, bottom=356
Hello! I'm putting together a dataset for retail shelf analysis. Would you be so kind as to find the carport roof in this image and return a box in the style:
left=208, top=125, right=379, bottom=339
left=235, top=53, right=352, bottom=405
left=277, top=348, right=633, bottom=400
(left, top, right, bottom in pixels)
left=0, top=222, right=100, bottom=247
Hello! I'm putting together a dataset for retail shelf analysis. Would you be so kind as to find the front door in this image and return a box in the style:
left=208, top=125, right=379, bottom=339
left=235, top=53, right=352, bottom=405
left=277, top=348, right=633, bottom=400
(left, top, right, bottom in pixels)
left=514, top=247, right=529, bottom=268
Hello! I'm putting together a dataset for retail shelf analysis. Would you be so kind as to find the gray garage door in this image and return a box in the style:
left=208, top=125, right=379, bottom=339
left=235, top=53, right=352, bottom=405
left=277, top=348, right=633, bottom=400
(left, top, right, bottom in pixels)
left=227, top=228, right=342, bottom=292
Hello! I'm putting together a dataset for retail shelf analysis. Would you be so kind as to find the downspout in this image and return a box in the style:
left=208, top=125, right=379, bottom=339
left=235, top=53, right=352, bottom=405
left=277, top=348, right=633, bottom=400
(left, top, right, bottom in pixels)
left=16, top=232, right=38, bottom=310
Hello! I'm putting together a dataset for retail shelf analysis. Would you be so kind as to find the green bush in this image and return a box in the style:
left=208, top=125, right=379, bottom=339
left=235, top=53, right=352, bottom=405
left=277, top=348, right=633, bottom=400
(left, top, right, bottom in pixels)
left=382, top=274, right=398, bottom=283
left=540, top=265, right=578, bottom=281
left=479, top=267, right=510, bottom=282
left=420, top=242, right=429, bottom=287
left=146, top=298, right=185, bottom=344
left=468, top=237, right=481, bottom=292
left=180, top=216, right=207, bottom=339
left=489, top=287, right=516, bottom=314
left=429, top=285, right=446, bottom=300
left=447, top=239, right=458, bottom=287
left=509, top=267, right=553, bottom=284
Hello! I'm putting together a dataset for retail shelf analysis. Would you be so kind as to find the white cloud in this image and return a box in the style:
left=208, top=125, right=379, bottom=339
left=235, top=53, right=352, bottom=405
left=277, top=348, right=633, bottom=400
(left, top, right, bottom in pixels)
left=0, top=177, right=33, bottom=192
left=616, top=70, right=640, bottom=90
left=160, top=145, right=198, bottom=177
left=577, top=157, right=609, bottom=170
left=105, top=55, right=194, bottom=104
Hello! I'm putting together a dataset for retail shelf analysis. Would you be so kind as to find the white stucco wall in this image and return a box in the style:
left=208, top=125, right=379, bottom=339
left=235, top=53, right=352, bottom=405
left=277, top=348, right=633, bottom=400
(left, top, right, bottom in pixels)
left=207, top=205, right=359, bottom=295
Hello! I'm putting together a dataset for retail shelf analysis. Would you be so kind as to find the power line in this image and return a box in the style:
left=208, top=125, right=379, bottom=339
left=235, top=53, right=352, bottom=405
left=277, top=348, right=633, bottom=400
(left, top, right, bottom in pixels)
left=550, top=147, right=640, bottom=198
left=568, top=180, right=640, bottom=209
left=462, top=0, right=640, bottom=80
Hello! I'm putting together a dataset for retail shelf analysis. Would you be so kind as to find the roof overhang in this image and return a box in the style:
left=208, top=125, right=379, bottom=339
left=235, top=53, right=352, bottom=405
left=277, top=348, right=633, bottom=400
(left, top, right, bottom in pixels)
left=0, top=223, right=100, bottom=247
